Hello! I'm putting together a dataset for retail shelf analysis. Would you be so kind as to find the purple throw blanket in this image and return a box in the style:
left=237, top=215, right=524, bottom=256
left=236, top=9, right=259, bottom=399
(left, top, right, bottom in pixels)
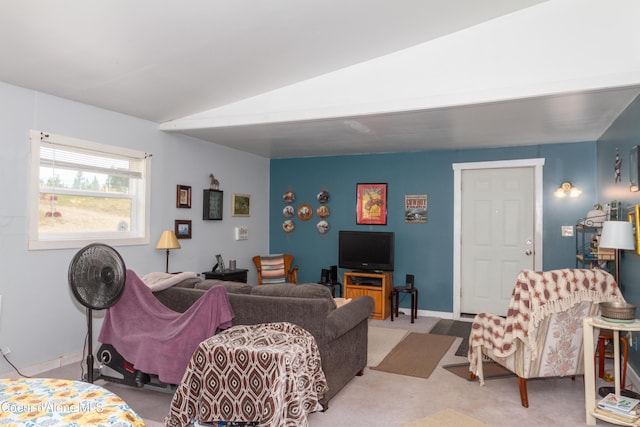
left=98, top=270, right=234, bottom=385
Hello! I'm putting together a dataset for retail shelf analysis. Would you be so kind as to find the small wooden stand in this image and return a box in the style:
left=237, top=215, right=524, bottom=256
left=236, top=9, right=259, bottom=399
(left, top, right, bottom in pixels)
left=344, top=271, right=392, bottom=320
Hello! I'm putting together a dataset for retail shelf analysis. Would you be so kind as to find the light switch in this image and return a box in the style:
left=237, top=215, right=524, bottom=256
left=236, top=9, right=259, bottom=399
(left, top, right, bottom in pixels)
left=234, top=227, right=248, bottom=240
left=561, top=226, right=574, bottom=237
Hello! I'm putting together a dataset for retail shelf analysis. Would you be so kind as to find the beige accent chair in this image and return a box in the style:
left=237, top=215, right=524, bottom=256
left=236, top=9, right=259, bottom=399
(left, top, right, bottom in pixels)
left=468, top=268, right=624, bottom=407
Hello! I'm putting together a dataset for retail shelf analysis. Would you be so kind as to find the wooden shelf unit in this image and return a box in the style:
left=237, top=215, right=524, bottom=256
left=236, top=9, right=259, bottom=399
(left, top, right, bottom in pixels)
left=344, top=271, right=392, bottom=320
left=575, top=222, right=616, bottom=274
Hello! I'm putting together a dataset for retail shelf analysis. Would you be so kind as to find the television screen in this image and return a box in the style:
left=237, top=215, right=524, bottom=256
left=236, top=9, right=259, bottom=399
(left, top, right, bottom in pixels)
left=338, top=230, right=394, bottom=271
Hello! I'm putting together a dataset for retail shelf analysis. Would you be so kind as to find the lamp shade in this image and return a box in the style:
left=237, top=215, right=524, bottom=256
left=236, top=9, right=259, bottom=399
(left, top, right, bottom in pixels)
left=599, top=221, right=635, bottom=250
left=156, top=230, right=181, bottom=250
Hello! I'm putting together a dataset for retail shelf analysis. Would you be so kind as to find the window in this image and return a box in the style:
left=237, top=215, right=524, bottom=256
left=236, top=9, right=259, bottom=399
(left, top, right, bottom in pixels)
left=28, top=129, right=151, bottom=250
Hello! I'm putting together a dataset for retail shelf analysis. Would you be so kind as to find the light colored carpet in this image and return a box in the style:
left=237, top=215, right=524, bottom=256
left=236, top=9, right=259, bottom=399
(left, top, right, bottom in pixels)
left=402, top=408, right=492, bottom=427
left=368, top=326, right=409, bottom=367
left=371, top=333, right=456, bottom=379
left=33, top=317, right=622, bottom=426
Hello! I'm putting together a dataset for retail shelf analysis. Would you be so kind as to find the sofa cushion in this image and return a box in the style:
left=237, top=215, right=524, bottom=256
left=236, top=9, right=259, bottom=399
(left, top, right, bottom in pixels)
left=251, top=283, right=337, bottom=308
left=194, top=280, right=252, bottom=294
left=259, top=255, right=287, bottom=284
left=173, top=277, right=201, bottom=289
left=220, top=281, right=253, bottom=294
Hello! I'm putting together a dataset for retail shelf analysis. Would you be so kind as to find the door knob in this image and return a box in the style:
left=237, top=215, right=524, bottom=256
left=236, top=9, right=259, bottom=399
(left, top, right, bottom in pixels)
left=525, top=249, right=533, bottom=256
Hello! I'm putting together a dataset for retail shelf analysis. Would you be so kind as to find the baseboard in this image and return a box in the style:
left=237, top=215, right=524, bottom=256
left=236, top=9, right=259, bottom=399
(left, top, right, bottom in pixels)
left=396, top=308, right=454, bottom=320
left=0, top=350, right=83, bottom=378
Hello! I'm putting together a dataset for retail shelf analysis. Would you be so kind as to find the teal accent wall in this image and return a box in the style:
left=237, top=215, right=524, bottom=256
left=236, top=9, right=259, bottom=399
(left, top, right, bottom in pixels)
left=271, top=141, right=597, bottom=313
left=597, top=94, right=640, bottom=370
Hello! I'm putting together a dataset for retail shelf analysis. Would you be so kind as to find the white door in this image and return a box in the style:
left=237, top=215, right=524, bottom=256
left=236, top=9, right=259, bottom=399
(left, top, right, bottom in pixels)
left=453, top=159, right=544, bottom=318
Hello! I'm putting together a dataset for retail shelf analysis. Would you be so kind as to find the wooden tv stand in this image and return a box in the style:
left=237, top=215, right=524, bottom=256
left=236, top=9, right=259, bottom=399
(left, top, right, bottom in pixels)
left=344, top=271, right=392, bottom=320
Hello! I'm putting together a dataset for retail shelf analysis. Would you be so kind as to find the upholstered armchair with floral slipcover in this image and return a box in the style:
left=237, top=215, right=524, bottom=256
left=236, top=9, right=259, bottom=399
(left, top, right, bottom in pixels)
left=468, top=268, right=624, bottom=408
left=252, top=254, right=299, bottom=284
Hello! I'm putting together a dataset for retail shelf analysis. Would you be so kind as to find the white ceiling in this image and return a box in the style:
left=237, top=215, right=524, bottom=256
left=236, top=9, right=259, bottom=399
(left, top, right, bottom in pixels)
left=1, top=0, right=639, bottom=158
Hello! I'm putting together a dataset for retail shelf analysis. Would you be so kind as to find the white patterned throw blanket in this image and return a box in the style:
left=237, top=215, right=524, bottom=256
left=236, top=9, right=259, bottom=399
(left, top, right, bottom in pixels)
left=166, top=322, right=328, bottom=427
left=140, top=271, right=198, bottom=291
left=468, top=268, right=624, bottom=379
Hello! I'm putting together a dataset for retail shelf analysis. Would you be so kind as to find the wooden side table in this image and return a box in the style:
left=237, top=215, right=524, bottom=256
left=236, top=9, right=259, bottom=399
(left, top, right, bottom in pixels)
left=344, top=271, right=392, bottom=320
left=202, top=269, right=248, bottom=283
left=583, top=316, right=640, bottom=425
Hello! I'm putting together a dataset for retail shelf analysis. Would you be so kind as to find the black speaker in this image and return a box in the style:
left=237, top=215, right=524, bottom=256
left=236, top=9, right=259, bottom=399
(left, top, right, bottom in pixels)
left=330, top=265, right=338, bottom=283
left=405, top=274, right=415, bottom=289
left=319, top=268, right=330, bottom=284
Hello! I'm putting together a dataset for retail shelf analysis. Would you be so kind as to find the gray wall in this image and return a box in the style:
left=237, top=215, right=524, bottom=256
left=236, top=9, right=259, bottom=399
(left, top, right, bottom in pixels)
left=0, top=81, right=270, bottom=371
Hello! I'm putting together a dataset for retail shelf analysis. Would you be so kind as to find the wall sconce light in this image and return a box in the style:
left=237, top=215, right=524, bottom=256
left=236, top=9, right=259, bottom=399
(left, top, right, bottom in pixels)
left=554, top=181, right=582, bottom=198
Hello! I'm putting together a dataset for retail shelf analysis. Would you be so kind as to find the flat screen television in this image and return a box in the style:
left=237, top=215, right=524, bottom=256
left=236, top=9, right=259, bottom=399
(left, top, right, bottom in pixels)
left=338, top=230, right=394, bottom=271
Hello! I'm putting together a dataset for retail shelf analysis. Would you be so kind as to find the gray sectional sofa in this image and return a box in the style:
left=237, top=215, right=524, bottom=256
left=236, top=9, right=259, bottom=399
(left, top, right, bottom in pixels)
left=153, top=279, right=374, bottom=408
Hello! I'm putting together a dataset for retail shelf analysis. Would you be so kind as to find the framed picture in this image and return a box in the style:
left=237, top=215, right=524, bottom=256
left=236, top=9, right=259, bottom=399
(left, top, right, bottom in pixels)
left=215, top=254, right=225, bottom=272
left=203, top=189, right=223, bottom=220
left=176, top=185, right=192, bottom=208
left=175, top=219, right=192, bottom=239
left=405, top=194, right=428, bottom=223
left=356, top=183, right=387, bottom=225
left=628, top=205, right=640, bottom=254
left=232, top=193, right=251, bottom=217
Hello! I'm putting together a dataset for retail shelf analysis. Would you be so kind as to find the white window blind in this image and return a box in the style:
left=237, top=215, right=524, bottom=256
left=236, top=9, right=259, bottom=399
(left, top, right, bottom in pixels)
left=28, top=130, right=151, bottom=250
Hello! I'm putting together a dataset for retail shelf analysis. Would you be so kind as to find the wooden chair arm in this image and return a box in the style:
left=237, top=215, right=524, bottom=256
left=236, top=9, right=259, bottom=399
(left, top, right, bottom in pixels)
left=288, top=265, right=299, bottom=284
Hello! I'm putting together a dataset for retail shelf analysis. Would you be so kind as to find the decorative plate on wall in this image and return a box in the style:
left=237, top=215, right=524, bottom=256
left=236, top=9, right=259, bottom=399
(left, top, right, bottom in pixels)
left=283, top=205, right=294, bottom=218
left=317, top=220, right=329, bottom=234
left=283, top=191, right=295, bottom=204
left=317, top=190, right=329, bottom=203
left=283, top=220, right=295, bottom=233
left=297, top=204, right=312, bottom=221
left=317, top=205, right=330, bottom=218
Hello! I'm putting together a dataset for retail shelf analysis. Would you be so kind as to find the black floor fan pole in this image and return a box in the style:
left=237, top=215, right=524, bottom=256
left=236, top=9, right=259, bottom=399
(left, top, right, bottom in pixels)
left=86, top=307, right=94, bottom=383
left=69, top=244, right=126, bottom=385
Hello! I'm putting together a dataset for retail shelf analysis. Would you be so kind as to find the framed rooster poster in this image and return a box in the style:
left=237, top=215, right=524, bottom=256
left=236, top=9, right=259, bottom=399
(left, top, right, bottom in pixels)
left=356, top=183, right=387, bottom=225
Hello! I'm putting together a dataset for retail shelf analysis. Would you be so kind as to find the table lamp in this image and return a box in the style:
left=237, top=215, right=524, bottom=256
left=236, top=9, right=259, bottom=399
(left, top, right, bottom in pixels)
left=156, top=230, right=180, bottom=273
left=599, top=221, right=635, bottom=285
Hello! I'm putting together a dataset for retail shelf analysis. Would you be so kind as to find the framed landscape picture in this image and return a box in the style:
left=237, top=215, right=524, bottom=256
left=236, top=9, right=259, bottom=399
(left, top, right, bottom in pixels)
left=232, top=193, right=251, bottom=217
left=356, top=183, right=387, bottom=225
left=175, top=219, right=192, bottom=239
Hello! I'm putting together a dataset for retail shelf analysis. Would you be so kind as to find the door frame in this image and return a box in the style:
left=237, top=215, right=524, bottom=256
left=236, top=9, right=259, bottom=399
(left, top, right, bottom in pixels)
left=452, top=158, right=545, bottom=319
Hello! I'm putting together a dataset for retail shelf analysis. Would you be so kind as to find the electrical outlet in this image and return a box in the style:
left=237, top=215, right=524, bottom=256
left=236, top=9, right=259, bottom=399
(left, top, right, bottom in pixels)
left=561, top=226, right=574, bottom=237
left=1, top=347, right=10, bottom=355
